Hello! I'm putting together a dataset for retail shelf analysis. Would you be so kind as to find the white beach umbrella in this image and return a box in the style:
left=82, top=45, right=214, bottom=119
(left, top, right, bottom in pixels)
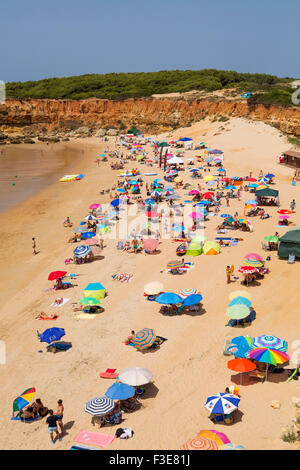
left=118, top=367, right=153, bottom=386
left=144, top=282, right=163, bottom=296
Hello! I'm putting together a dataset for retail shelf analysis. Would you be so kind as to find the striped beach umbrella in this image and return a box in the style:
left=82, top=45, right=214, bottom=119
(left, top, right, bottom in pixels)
left=13, top=387, right=36, bottom=413
left=167, top=259, right=185, bottom=269
left=229, top=296, right=252, bottom=308
left=244, top=253, right=263, bottom=261
left=179, top=288, right=199, bottom=298
left=85, top=397, right=114, bottom=416
left=238, top=266, right=258, bottom=274
left=131, top=328, right=156, bottom=350
left=196, top=430, right=230, bottom=447
left=248, top=348, right=289, bottom=365
left=73, top=245, right=91, bottom=258
left=220, top=443, right=245, bottom=450
left=244, top=259, right=263, bottom=268
left=205, top=393, right=240, bottom=415
left=251, top=335, right=287, bottom=352
left=180, top=436, right=218, bottom=450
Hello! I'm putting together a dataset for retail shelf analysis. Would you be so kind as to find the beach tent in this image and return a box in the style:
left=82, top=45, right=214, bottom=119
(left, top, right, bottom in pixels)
left=203, top=241, right=220, bottom=255
left=278, top=229, right=300, bottom=259
left=186, top=242, right=203, bottom=256
left=84, top=282, right=106, bottom=299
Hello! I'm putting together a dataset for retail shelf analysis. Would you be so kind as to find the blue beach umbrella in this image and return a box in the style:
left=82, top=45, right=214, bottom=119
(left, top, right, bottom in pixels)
left=265, top=173, right=275, bottom=179
left=182, top=294, right=203, bottom=306
left=111, top=199, right=121, bottom=207
left=105, top=382, right=135, bottom=400
left=155, top=292, right=183, bottom=305
left=229, top=296, right=252, bottom=308
left=81, top=232, right=95, bottom=239
left=145, top=198, right=156, bottom=205
left=245, top=200, right=257, bottom=205
left=40, top=327, right=65, bottom=344
left=251, top=334, right=287, bottom=352
left=117, top=188, right=126, bottom=193
left=205, top=393, right=240, bottom=415
left=227, top=336, right=253, bottom=358
left=73, top=245, right=91, bottom=257
left=217, top=168, right=226, bottom=172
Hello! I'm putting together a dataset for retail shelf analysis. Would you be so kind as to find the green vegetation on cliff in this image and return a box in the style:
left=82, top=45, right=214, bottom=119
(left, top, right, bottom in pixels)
left=5, top=69, right=297, bottom=106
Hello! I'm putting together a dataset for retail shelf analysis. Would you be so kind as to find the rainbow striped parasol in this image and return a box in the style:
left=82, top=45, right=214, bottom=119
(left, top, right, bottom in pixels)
left=131, top=328, right=156, bottom=350
left=167, top=259, right=185, bottom=269
left=13, top=387, right=36, bottom=413
left=196, top=430, right=230, bottom=447
left=248, top=348, right=289, bottom=365
left=180, top=436, right=218, bottom=450
left=179, top=288, right=199, bottom=298
left=244, top=259, right=263, bottom=268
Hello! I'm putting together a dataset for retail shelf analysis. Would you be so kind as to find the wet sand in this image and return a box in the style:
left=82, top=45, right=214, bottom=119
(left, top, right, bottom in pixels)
left=0, top=143, right=83, bottom=213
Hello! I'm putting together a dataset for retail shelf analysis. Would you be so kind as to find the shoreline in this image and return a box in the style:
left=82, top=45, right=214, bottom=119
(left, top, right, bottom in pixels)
left=0, top=119, right=299, bottom=450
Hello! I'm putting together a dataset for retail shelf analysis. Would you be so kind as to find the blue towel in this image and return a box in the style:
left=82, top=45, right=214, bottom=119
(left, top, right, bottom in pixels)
left=11, top=416, right=38, bottom=422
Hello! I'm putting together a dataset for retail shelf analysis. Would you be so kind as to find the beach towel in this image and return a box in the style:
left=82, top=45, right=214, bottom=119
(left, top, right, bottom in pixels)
left=11, top=416, right=39, bottom=422
left=50, top=298, right=70, bottom=308
left=74, top=314, right=97, bottom=320
left=74, top=430, right=115, bottom=448
left=70, top=445, right=101, bottom=450
left=36, top=315, right=60, bottom=321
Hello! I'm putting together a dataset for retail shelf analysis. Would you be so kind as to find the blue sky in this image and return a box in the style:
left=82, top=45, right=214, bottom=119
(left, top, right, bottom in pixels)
left=0, top=0, right=299, bottom=82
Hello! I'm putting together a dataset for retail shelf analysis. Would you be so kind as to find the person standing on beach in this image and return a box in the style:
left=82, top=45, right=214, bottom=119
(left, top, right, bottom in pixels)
left=32, top=237, right=37, bottom=255
left=55, top=399, right=64, bottom=436
left=226, top=266, right=231, bottom=284
left=46, top=409, right=61, bottom=444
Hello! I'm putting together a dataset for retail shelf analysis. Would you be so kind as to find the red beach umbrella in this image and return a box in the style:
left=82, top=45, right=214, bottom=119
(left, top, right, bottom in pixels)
left=48, top=271, right=67, bottom=281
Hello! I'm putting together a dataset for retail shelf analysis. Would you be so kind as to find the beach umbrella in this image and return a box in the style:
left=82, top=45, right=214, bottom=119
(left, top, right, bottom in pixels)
left=74, top=226, right=86, bottom=233
left=217, top=168, right=226, bottom=172
left=248, top=348, right=289, bottom=365
left=111, top=199, right=121, bottom=207
left=279, top=215, right=290, bottom=219
left=105, top=382, right=135, bottom=400
left=118, top=367, right=152, bottom=386
left=144, top=281, right=163, bottom=296
left=220, top=213, right=232, bottom=219
left=81, top=232, right=96, bottom=239
left=204, top=175, right=215, bottom=182
left=155, top=292, right=183, bottom=304
left=277, top=209, right=292, bottom=215
left=229, top=296, right=252, bottom=308
left=39, top=327, right=65, bottom=344
left=226, top=304, right=250, bottom=320
left=146, top=211, right=159, bottom=218
left=265, top=173, right=275, bottom=179
left=89, top=203, right=100, bottom=210
left=151, top=191, right=161, bottom=197
left=143, top=238, right=159, bottom=253
left=245, top=253, right=263, bottom=261
left=196, top=430, right=231, bottom=447
left=264, top=236, right=279, bottom=243
left=180, top=437, right=218, bottom=450
left=251, top=335, right=287, bottom=352
left=205, top=393, right=240, bottom=415
left=166, top=260, right=185, bottom=270
left=145, top=198, right=156, bottom=205
left=258, top=177, right=269, bottom=183
left=182, top=294, right=203, bottom=306
left=84, top=238, right=100, bottom=246
left=248, top=183, right=258, bottom=188
left=189, top=190, right=200, bottom=195
left=229, top=290, right=252, bottom=301
left=227, top=358, right=256, bottom=373
left=85, top=215, right=97, bottom=220
left=131, top=328, right=156, bottom=350
left=189, top=212, right=204, bottom=219
left=48, top=271, right=67, bottom=281
left=220, top=443, right=245, bottom=450
left=116, top=188, right=126, bottom=193
left=179, top=288, right=199, bottom=298
left=85, top=397, right=114, bottom=416
left=73, top=245, right=91, bottom=258
left=245, top=200, right=257, bottom=205
left=238, top=266, right=258, bottom=274
left=244, top=259, right=263, bottom=268
left=174, top=176, right=183, bottom=183
left=202, top=192, right=214, bottom=199
left=226, top=336, right=253, bottom=358
left=176, top=137, right=192, bottom=142
left=246, top=177, right=257, bottom=182
left=78, top=297, right=101, bottom=306
left=13, top=387, right=36, bottom=413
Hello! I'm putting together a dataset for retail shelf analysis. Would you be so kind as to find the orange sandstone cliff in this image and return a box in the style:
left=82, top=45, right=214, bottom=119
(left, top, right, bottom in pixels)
left=0, top=97, right=299, bottom=136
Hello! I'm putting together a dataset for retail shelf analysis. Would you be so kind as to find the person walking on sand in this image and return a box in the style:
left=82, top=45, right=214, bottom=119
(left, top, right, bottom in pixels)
left=32, top=237, right=37, bottom=255
left=46, top=409, right=61, bottom=444
left=55, top=399, right=64, bottom=436
left=226, top=266, right=231, bottom=284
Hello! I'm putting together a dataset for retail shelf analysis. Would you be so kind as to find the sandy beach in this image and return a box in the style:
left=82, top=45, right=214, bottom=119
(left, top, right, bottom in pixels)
left=0, top=117, right=299, bottom=450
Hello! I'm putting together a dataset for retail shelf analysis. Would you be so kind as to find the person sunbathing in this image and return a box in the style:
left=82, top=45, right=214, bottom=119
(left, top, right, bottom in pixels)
left=20, top=406, right=35, bottom=420
left=35, top=312, right=58, bottom=320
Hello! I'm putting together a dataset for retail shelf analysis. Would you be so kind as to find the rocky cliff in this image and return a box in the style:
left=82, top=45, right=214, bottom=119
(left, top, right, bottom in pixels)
left=0, top=97, right=299, bottom=137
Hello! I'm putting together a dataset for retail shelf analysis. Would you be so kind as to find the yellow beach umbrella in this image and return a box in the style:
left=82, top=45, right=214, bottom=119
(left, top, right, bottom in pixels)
left=204, top=175, right=215, bottom=182
left=229, top=290, right=252, bottom=301
left=174, top=176, right=183, bottom=183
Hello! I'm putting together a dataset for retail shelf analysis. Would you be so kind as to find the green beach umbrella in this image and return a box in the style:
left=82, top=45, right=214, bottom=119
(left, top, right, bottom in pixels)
left=264, top=236, right=279, bottom=243
left=78, top=297, right=101, bottom=306
left=226, top=304, right=250, bottom=320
